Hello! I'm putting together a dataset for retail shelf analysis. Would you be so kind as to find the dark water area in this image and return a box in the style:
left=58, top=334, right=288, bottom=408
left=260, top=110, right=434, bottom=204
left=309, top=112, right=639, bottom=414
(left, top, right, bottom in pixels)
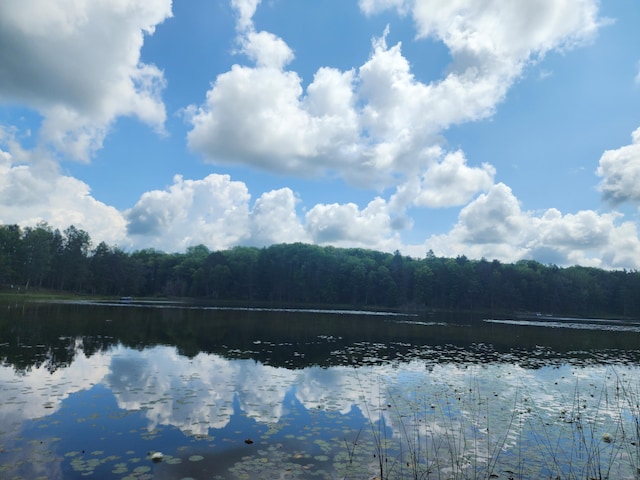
left=1, top=300, right=640, bottom=479
left=3, top=300, right=640, bottom=371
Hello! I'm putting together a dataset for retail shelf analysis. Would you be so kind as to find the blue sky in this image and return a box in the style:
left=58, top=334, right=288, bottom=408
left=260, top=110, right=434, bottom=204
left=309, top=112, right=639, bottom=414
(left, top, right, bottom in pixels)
left=1, top=0, right=640, bottom=269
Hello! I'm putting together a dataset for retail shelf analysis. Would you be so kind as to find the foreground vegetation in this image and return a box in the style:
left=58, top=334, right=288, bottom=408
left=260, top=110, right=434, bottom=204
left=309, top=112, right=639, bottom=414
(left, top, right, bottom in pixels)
left=1, top=223, right=640, bottom=317
left=344, top=367, right=640, bottom=480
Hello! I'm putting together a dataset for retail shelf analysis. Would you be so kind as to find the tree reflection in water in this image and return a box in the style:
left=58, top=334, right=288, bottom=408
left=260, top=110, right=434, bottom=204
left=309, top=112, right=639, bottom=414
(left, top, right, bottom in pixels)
left=1, top=300, right=640, bottom=479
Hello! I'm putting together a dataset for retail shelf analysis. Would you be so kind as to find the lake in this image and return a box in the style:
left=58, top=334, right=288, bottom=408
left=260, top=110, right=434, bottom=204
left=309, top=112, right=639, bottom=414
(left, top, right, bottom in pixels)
left=1, top=300, right=640, bottom=479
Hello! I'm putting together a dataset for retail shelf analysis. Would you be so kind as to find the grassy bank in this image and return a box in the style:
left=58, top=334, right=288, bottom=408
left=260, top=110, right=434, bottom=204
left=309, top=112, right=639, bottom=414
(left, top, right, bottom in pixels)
left=0, top=288, right=93, bottom=302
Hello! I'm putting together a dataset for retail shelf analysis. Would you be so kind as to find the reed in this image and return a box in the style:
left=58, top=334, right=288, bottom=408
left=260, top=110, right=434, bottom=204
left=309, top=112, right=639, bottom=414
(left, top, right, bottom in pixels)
left=339, top=367, right=640, bottom=480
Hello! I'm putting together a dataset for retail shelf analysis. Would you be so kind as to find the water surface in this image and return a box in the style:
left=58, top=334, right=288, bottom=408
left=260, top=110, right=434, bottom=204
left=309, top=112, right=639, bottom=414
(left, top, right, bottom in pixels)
left=1, top=300, right=639, bottom=479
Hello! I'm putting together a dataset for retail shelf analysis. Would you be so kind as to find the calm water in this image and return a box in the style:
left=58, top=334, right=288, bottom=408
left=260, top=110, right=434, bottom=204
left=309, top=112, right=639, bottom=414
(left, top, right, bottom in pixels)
left=1, top=300, right=640, bottom=479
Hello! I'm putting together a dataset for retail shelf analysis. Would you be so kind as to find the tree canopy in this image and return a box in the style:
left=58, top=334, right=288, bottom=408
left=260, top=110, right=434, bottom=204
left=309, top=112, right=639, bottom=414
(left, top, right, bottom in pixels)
left=1, top=223, right=639, bottom=317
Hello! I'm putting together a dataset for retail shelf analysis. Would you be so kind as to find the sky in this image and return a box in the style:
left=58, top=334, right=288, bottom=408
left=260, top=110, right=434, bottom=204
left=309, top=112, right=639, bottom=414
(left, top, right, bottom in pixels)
left=1, top=0, right=640, bottom=269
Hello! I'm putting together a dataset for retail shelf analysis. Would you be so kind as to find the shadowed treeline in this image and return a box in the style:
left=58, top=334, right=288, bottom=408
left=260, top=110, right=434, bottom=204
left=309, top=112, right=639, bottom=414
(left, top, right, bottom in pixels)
left=2, top=223, right=640, bottom=317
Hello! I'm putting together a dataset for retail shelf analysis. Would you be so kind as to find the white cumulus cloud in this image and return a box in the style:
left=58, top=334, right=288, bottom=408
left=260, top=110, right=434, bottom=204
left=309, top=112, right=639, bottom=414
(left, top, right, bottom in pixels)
left=0, top=0, right=172, bottom=161
left=126, top=174, right=252, bottom=252
left=241, top=29, right=294, bottom=69
left=392, top=150, right=496, bottom=209
left=249, top=188, right=309, bottom=246
left=305, top=197, right=401, bottom=251
left=124, top=173, right=403, bottom=253
left=421, top=183, right=640, bottom=269
left=0, top=139, right=127, bottom=246
left=231, top=0, right=262, bottom=31
left=4, top=0, right=635, bottom=272
left=596, top=127, right=640, bottom=206
left=187, top=0, right=600, bottom=204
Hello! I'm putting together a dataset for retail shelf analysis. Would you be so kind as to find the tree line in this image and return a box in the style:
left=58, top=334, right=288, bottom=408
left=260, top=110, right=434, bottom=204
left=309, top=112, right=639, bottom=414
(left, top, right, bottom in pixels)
left=1, top=223, right=639, bottom=317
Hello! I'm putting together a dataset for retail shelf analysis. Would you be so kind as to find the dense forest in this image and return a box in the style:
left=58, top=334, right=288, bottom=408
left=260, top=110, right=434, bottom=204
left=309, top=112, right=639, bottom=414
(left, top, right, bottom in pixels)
left=1, top=223, right=640, bottom=317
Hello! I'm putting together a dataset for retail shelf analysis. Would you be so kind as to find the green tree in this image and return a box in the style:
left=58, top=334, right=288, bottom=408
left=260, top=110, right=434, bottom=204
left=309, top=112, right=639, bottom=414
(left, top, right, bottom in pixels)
left=0, top=224, right=24, bottom=287
left=414, top=263, right=433, bottom=306
left=59, top=226, right=91, bottom=291
left=22, top=223, right=55, bottom=289
left=225, top=246, right=260, bottom=300
left=173, top=245, right=211, bottom=296
left=89, top=242, right=139, bottom=296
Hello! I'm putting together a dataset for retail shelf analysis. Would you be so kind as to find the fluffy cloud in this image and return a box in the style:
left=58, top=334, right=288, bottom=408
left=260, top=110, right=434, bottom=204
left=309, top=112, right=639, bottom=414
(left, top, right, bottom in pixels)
left=187, top=60, right=360, bottom=178
left=596, top=127, right=640, bottom=206
left=455, top=183, right=527, bottom=244
left=249, top=188, right=309, bottom=246
left=179, top=0, right=625, bottom=266
left=187, top=23, right=499, bottom=189
left=4, top=0, right=636, bottom=271
left=4, top=140, right=639, bottom=269
left=0, top=141, right=127, bottom=246
left=231, top=0, right=262, bottom=31
left=186, top=0, right=364, bottom=177
left=357, top=28, right=505, bottom=154
left=124, top=174, right=399, bottom=253
left=421, top=183, right=640, bottom=269
left=124, top=174, right=311, bottom=252
left=187, top=0, right=600, bottom=204
left=305, top=197, right=401, bottom=250
left=391, top=150, right=495, bottom=209
left=241, top=29, right=294, bottom=69
left=361, top=0, right=600, bottom=74
left=359, top=0, right=600, bottom=147
left=0, top=0, right=171, bottom=161
left=409, top=0, right=599, bottom=66
left=126, top=174, right=252, bottom=251
left=0, top=120, right=398, bottom=254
